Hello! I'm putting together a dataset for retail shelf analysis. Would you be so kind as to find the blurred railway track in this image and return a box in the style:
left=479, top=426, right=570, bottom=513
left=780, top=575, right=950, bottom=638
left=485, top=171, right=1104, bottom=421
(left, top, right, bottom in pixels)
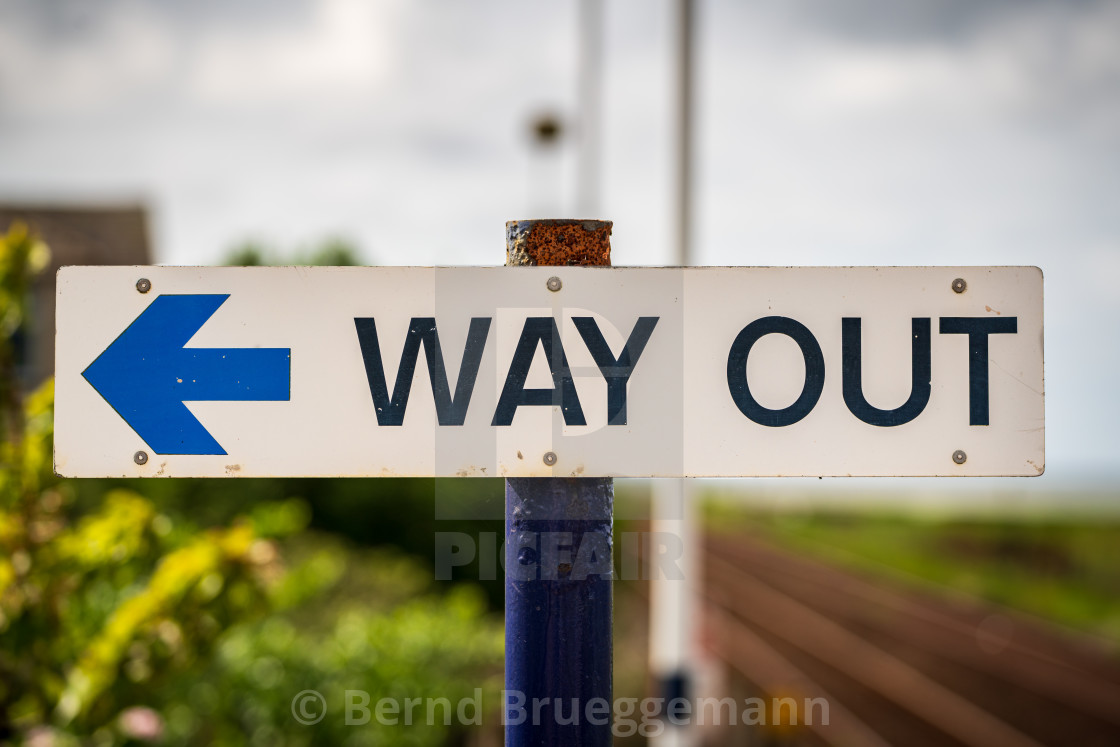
left=699, top=531, right=1120, bottom=747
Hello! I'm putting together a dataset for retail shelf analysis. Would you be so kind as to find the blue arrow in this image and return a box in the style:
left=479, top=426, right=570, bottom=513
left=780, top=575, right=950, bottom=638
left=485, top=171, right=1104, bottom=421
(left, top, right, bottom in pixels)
left=82, top=294, right=290, bottom=455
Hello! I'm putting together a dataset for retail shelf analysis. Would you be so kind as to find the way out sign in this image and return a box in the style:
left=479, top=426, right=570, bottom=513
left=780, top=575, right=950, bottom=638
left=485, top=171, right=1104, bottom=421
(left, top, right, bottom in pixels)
left=54, top=266, right=1044, bottom=478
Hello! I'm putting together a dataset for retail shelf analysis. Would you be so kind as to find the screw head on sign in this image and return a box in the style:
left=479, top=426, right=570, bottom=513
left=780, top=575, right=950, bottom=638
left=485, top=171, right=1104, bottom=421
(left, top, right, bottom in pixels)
left=136, top=278, right=152, bottom=294
left=134, top=450, right=149, bottom=465
left=546, top=276, right=563, bottom=292
left=542, top=451, right=558, bottom=466
left=952, top=450, right=967, bottom=465
left=951, top=278, right=967, bottom=294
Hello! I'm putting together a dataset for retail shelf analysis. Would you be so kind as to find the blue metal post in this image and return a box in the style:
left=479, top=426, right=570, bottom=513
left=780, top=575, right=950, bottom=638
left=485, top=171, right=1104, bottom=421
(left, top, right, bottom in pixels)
left=505, top=219, right=614, bottom=747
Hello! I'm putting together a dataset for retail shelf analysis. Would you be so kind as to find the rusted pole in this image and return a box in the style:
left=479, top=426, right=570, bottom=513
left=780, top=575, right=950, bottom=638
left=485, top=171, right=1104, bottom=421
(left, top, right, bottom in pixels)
left=504, top=219, right=613, bottom=746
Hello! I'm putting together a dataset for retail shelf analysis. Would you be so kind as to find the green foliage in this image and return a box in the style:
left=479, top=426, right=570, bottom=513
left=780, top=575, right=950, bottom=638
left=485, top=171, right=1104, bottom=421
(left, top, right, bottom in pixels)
left=223, top=242, right=268, bottom=267
left=0, top=224, right=503, bottom=745
left=223, top=238, right=363, bottom=267
left=0, top=378, right=284, bottom=740
left=0, top=222, right=49, bottom=442
left=0, top=225, right=277, bottom=740
left=165, top=540, right=503, bottom=746
left=0, top=223, right=48, bottom=340
left=302, top=238, right=362, bottom=267
left=68, top=476, right=508, bottom=611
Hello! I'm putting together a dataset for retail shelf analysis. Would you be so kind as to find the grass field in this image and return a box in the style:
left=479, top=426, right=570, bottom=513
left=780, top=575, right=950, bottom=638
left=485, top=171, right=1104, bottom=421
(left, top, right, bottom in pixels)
left=703, top=495, right=1120, bottom=650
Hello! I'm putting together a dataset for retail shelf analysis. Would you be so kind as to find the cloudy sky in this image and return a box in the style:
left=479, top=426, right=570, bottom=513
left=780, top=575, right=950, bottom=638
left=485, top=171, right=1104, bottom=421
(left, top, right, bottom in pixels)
left=1, top=0, right=1118, bottom=485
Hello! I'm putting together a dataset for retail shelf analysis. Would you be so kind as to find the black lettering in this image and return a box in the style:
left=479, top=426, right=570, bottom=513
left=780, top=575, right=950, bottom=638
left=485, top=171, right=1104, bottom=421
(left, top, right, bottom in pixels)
left=572, top=316, right=659, bottom=425
left=354, top=317, right=491, bottom=426
left=939, top=316, right=1018, bottom=425
left=843, top=317, right=931, bottom=426
left=726, top=316, right=824, bottom=427
left=492, top=317, right=586, bottom=426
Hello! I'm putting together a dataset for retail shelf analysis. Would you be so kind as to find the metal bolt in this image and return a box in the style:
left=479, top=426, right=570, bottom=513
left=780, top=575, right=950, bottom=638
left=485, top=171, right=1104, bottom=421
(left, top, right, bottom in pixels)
left=134, top=450, right=149, bottom=465
left=952, top=449, right=967, bottom=465
left=546, top=276, right=563, bottom=292
left=136, top=278, right=152, bottom=294
left=951, top=278, right=967, bottom=294
left=542, top=451, right=558, bottom=466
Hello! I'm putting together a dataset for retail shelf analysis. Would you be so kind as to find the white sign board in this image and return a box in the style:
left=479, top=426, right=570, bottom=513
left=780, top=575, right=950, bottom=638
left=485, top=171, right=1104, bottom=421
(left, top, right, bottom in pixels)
left=54, top=266, right=1044, bottom=478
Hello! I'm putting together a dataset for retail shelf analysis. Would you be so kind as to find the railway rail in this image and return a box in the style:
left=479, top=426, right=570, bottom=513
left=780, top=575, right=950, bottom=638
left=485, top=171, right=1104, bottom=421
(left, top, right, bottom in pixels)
left=698, top=531, right=1120, bottom=746
left=624, top=528, right=1120, bottom=746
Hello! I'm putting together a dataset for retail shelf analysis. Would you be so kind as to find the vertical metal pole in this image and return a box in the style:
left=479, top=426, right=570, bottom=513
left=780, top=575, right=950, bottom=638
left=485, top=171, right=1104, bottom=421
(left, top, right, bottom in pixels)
left=505, top=219, right=614, bottom=747
left=673, top=0, right=693, bottom=270
left=578, top=0, right=603, bottom=217
left=651, top=2, right=697, bottom=745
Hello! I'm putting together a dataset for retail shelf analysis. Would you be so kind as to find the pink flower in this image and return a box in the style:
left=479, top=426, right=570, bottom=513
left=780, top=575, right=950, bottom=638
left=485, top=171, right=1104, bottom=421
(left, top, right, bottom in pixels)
left=119, top=706, right=164, bottom=742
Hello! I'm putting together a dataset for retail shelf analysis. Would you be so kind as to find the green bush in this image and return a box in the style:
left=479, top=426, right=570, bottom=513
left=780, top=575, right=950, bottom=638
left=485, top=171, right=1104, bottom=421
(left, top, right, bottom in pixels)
left=0, top=224, right=504, bottom=746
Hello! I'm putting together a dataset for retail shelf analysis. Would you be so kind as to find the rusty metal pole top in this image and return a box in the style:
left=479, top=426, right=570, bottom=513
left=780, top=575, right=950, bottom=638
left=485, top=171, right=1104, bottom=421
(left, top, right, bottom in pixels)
left=505, top=219, right=612, bottom=267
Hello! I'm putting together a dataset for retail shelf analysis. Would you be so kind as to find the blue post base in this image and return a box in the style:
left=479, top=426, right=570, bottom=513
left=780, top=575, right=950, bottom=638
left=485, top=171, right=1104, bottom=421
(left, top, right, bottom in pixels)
left=505, top=477, right=613, bottom=746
